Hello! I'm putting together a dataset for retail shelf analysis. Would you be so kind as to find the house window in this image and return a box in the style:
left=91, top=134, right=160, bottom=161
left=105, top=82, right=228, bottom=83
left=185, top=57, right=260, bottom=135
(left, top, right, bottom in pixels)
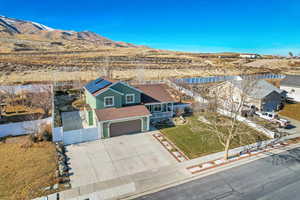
left=167, top=103, right=173, bottom=111
left=125, top=94, right=135, bottom=104
left=162, top=104, right=167, bottom=112
left=104, top=96, right=114, bottom=107
left=153, top=104, right=162, bottom=112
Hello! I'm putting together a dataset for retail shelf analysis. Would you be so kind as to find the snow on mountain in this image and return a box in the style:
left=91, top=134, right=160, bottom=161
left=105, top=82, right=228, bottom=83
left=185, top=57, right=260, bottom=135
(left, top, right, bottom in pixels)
left=31, top=22, right=54, bottom=31
left=0, top=15, right=144, bottom=49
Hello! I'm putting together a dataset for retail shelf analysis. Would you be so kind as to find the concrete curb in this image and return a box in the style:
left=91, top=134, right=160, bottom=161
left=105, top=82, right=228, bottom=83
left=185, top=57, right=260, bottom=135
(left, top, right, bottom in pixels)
left=186, top=141, right=289, bottom=174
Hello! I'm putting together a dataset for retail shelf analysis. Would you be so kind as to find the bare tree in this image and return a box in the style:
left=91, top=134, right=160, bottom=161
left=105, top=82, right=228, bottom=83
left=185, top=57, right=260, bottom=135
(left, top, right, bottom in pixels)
left=29, top=85, right=53, bottom=118
left=104, top=53, right=113, bottom=79
left=135, top=49, right=147, bottom=83
left=194, top=80, right=261, bottom=160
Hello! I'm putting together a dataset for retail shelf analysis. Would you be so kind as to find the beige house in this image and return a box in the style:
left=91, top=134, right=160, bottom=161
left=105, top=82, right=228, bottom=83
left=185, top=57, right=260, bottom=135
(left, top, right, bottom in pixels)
left=212, top=80, right=285, bottom=112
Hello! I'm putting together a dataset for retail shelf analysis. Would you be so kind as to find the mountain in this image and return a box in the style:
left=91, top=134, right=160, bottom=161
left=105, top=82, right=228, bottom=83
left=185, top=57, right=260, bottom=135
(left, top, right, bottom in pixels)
left=0, top=15, right=54, bottom=34
left=0, top=15, right=143, bottom=52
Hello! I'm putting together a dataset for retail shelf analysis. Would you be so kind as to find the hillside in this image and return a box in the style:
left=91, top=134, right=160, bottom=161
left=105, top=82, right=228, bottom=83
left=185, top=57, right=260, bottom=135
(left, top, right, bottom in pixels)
left=0, top=15, right=140, bottom=52
left=0, top=15, right=299, bottom=84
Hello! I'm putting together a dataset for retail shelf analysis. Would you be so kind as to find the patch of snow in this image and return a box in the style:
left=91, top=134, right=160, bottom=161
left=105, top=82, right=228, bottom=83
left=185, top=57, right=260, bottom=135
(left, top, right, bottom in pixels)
left=189, top=166, right=202, bottom=173
left=214, top=159, right=226, bottom=165
left=202, top=163, right=214, bottom=169
left=32, top=22, right=54, bottom=31
left=178, top=156, right=186, bottom=162
left=0, top=16, right=14, bottom=25
left=240, top=153, right=250, bottom=158
left=172, top=151, right=181, bottom=157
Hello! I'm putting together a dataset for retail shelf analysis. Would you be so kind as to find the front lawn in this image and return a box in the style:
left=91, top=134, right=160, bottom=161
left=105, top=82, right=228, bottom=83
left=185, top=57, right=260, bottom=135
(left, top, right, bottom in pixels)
left=160, top=115, right=268, bottom=159
left=279, top=103, right=300, bottom=121
left=0, top=138, right=57, bottom=200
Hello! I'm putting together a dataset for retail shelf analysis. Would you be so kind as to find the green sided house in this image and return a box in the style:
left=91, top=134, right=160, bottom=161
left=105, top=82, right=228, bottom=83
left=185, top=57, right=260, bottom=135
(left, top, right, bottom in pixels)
left=84, top=78, right=176, bottom=138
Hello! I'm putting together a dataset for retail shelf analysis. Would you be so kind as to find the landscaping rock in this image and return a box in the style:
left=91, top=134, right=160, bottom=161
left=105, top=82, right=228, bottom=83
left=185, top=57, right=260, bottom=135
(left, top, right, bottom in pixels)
left=43, top=186, right=51, bottom=191
left=52, top=183, right=59, bottom=190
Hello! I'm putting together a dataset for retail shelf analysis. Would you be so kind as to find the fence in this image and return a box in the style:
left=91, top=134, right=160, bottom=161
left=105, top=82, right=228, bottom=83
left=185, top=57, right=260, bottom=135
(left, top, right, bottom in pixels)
left=174, top=74, right=286, bottom=84
left=52, top=127, right=99, bottom=145
left=166, top=79, right=207, bottom=103
left=169, top=80, right=276, bottom=138
left=0, top=117, right=52, bottom=138
left=218, top=109, right=275, bottom=138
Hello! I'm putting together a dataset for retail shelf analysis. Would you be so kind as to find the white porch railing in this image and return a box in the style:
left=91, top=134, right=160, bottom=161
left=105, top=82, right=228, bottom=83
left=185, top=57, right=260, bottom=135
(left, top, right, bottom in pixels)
left=151, top=112, right=173, bottom=119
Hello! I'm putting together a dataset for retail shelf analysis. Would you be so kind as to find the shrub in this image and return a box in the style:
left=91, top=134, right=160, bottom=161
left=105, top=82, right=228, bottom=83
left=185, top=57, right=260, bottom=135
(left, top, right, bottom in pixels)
left=20, top=136, right=34, bottom=148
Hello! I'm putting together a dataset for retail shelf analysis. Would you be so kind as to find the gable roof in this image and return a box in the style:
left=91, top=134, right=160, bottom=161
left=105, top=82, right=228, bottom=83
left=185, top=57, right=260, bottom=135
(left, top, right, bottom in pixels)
left=230, top=79, right=283, bottom=99
left=95, top=105, right=151, bottom=121
left=85, top=78, right=143, bottom=97
left=281, top=75, right=300, bottom=88
left=84, top=78, right=118, bottom=96
left=134, top=84, right=176, bottom=103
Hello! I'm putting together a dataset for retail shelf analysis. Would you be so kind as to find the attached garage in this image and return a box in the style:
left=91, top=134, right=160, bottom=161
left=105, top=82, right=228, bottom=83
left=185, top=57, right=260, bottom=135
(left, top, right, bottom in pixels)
left=94, top=105, right=151, bottom=138
left=109, top=119, right=141, bottom=137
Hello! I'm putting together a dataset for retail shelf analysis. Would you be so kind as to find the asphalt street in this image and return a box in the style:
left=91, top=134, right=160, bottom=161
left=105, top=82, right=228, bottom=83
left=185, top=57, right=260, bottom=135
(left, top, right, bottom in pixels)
left=136, top=147, right=300, bottom=200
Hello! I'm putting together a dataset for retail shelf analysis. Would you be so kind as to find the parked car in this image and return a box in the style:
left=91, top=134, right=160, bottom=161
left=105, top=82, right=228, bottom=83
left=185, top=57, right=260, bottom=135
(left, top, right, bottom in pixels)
left=255, top=111, right=290, bottom=128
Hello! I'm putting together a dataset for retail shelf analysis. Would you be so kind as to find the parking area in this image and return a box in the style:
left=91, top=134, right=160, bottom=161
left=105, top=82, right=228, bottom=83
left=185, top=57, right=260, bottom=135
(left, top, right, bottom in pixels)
left=66, top=131, right=177, bottom=188
left=278, top=117, right=300, bottom=135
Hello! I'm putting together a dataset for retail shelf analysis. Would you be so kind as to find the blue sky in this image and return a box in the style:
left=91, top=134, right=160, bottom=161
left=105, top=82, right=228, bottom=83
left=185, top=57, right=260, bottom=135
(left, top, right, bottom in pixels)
left=1, top=0, right=300, bottom=55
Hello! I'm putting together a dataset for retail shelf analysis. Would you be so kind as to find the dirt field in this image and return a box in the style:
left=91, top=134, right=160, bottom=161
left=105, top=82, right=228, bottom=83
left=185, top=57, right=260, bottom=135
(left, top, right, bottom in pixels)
left=0, top=137, right=57, bottom=200
left=0, top=47, right=299, bottom=84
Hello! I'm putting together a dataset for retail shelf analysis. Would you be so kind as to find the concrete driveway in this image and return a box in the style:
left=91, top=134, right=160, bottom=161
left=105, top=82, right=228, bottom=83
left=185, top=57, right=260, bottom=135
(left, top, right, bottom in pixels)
left=66, top=131, right=177, bottom=188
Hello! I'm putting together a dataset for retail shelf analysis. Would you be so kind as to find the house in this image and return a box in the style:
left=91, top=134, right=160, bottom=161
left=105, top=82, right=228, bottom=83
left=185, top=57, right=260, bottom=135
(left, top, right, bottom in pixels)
left=280, top=75, right=300, bottom=102
left=84, top=78, right=176, bottom=138
left=215, top=79, right=285, bottom=112
left=239, top=53, right=260, bottom=59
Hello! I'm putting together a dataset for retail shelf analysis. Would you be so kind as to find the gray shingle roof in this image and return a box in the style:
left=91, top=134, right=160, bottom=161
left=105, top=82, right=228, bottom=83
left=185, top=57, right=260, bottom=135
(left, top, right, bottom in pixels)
left=230, top=79, right=283, bottom=99
left=281, top=75, right=300, bottom=88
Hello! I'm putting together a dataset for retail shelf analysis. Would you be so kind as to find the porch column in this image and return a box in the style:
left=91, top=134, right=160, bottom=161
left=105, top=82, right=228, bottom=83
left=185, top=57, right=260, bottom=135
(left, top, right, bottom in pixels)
left=171, top=103, right=174, bottom=115
left=147, top=116, right=150, bottom=131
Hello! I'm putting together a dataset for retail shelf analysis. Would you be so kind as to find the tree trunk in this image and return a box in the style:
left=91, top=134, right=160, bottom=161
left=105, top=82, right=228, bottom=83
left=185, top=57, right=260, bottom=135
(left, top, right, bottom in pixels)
left=224, top=138, right=231, bottom=160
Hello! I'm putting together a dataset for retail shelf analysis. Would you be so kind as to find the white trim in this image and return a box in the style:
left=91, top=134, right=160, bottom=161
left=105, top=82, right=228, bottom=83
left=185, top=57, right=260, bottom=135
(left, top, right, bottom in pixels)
left=144, top=101, right=175, bottom=105
left=125, top=93, right=135, bottom=104
left=92, top=86, right=124, bottom=97
left=152, top=104, right=162, bottom=112
left=108, top=118, right=143, bottom=137
left=93, top=81, right=141, bottom=97
left=104, top=96, right=114, bottom=107
left=118, top=81, right=144, bottom=93
left=108, top=88, right=124, bottom=96
left=147, top=116, right=150, bottom=131
left=99, top=114, right=151, bottom=123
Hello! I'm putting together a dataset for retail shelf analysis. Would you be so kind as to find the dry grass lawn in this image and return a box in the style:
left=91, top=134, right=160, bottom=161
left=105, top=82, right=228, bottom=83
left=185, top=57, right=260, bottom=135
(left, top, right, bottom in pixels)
left=0, top=140, right=57, bottom=200
left=279, top=103, right=300, bottom=121
left=160, top=115, right=268, bottom=159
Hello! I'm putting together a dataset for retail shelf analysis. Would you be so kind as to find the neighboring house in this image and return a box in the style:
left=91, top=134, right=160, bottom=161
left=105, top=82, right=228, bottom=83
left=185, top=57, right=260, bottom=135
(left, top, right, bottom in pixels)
left=214, top=80, right=285, bottom=112
left=239, top=53, right=260, bottom=59
left=280, top=75, right=300, bottom=102
left=84, top=78, right=176, bottom=138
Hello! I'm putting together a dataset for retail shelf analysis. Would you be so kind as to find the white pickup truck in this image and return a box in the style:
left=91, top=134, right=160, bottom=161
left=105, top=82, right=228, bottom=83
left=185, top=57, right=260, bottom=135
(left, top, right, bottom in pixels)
left=256, top=112, right=290, bottom=128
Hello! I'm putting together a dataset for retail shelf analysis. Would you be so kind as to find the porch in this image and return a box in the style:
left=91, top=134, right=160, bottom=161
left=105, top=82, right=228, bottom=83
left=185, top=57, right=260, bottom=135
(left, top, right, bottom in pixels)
left=146, top=102, right=174, bottom=120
